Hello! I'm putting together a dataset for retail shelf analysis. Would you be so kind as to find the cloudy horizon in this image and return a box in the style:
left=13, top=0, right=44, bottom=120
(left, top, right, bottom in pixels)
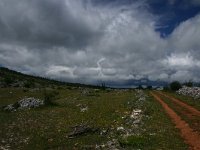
left=0, top=0, right=200, bottom=86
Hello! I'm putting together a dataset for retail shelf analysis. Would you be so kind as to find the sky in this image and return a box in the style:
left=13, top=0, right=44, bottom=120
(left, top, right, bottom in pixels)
left=0, top=0, right=200, bottom=86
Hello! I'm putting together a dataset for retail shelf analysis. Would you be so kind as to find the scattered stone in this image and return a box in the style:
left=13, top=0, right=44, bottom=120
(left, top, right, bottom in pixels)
left=100, top=128, right=109, bottom=136
left=130, top=109, right=142, bottom=119
left=0, top=146, right=10, bottom=150
left=2, top=97, right=44, bottom=111
left=80, top=106, right=88, bottom=112
left=156, top=87, right=164, bottom=91
left=95, top=139, right=120, bottom=150
left=116, top=89, right=146, bottom=140
left=76, top=104, right=89, bottom=112
left=67, top=124, right=99, bottom=138
left=18, top=98, right=44, bottom=108
left=177, top=86, right=200, bottom=100
left=117, top=126, right=125, bottom=131
left=3, top=104, right=16, bottom=112
left=81, top=145, right=96, bottom=149
left=48, top=138, right=53, bottom=142
left=81, top=89, right=90, bottom=96
left=138, top=97, right=146, bottom=101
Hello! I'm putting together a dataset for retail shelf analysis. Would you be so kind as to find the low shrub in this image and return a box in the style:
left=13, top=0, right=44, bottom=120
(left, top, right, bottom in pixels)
left=170, top=81, right=182, bottom=91
left=43, top=90, right=59, bottom=106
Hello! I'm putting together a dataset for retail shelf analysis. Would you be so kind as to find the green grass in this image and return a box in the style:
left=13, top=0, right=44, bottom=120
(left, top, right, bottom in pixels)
left=164, top=91, right=200, bottom=110
left=0, top=88, right=133, bottom=149
left=0, top=88, right=188, bottom=149
left=119, top=91, right=188, bottom=150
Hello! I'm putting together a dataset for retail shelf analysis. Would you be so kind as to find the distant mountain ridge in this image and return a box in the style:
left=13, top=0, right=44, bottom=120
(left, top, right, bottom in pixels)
left=105, top=78, right=168, bottom=88
left=0, top=67, right=169, bottom=89
left=0, top=67, right=99, bottom=88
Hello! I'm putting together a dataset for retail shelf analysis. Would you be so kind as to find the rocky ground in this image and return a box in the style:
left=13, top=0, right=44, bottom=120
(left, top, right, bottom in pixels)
left=93, top=90, right=147, bottom=149
left=177, top=86, right=200, bottom=100
left=2, top=98, right=44, bottom=112
left=0, top=88, right=189, bottom=149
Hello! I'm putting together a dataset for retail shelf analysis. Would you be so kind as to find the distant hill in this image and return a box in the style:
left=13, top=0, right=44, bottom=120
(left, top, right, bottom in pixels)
left=105, top=78, right=168, bottom=88
left=0, top=67, right=173, bottom=89
left=0, top=67, right=99, bottom=89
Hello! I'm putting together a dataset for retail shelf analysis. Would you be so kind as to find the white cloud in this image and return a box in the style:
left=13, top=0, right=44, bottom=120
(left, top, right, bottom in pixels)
left=163, top=53, right=197, bottom=67
left=170, top=70, right=194, bottom=82
left=46, top=65, right=76, bottom=79
left=169, top=14, right=200, bottom=54
left=0, top=0, right=200, bottom=84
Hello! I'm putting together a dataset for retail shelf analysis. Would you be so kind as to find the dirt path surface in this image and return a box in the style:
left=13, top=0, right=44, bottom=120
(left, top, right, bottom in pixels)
left=151, top=92, right=200, bottom=150
left=158, top=92, right=200, bottom=116
left=157, top=92, right=200, bottom=133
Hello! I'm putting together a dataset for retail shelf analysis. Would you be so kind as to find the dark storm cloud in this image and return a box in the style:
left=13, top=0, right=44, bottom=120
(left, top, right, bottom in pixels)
left=0, top=0, right=200, bottom=85
left=0, top=0, right=103, bottom=49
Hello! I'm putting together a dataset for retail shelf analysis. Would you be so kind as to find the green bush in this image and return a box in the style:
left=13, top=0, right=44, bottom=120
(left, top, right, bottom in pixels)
left=163, top=86, right=170, bottom=91
left=183, top=81, right=193, bottom=87
left=4, top=76, right=14, bottom=86
left=170, top=81, right=182, bottom=91
left=43, top=90, right=59, bottom=106
left=137, top=85, right=143, bottom=89
left=24, top=81, right=35, bottom=88
left=147, top=85, right=152, bottom=90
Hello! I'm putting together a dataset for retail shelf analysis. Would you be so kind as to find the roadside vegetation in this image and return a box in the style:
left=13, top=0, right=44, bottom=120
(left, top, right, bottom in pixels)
left=164, top=91, right=200, bottom=110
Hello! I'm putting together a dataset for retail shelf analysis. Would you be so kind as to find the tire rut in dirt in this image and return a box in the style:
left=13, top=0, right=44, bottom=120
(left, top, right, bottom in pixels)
left=156, top=92, right=200, bottom=133
left=151, top=92, right=200, bottom=150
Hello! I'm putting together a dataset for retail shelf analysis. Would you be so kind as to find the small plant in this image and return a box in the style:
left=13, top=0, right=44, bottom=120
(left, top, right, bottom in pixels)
left=24, top=81, right=35, bottom=88
left=147, top=85, right=152, bottom=90
left=119, top=135, right=147, bottom=148
left=23, top=89, right=28, bottom=92
left=43, top=90, right=59, bottom=106
left=4, top=76, right=14, bottom=86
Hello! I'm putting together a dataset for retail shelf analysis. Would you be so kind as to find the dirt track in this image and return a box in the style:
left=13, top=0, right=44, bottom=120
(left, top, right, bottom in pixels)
left=157, top=92, right=200, bottom=133
left=151, top=92, right=200, bottom=150
left=158, top=92, right=200, bottom=116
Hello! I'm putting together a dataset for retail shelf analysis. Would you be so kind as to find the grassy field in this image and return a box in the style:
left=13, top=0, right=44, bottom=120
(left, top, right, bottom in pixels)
left=0, top=87, right=188, bottom=149
left=164, top=91, right=200, bottom=110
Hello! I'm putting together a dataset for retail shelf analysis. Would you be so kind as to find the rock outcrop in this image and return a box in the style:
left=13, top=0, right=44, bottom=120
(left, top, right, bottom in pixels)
left=177, top=86, right=200, bottom=100
left=3, top=97, right=44, bottom=111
